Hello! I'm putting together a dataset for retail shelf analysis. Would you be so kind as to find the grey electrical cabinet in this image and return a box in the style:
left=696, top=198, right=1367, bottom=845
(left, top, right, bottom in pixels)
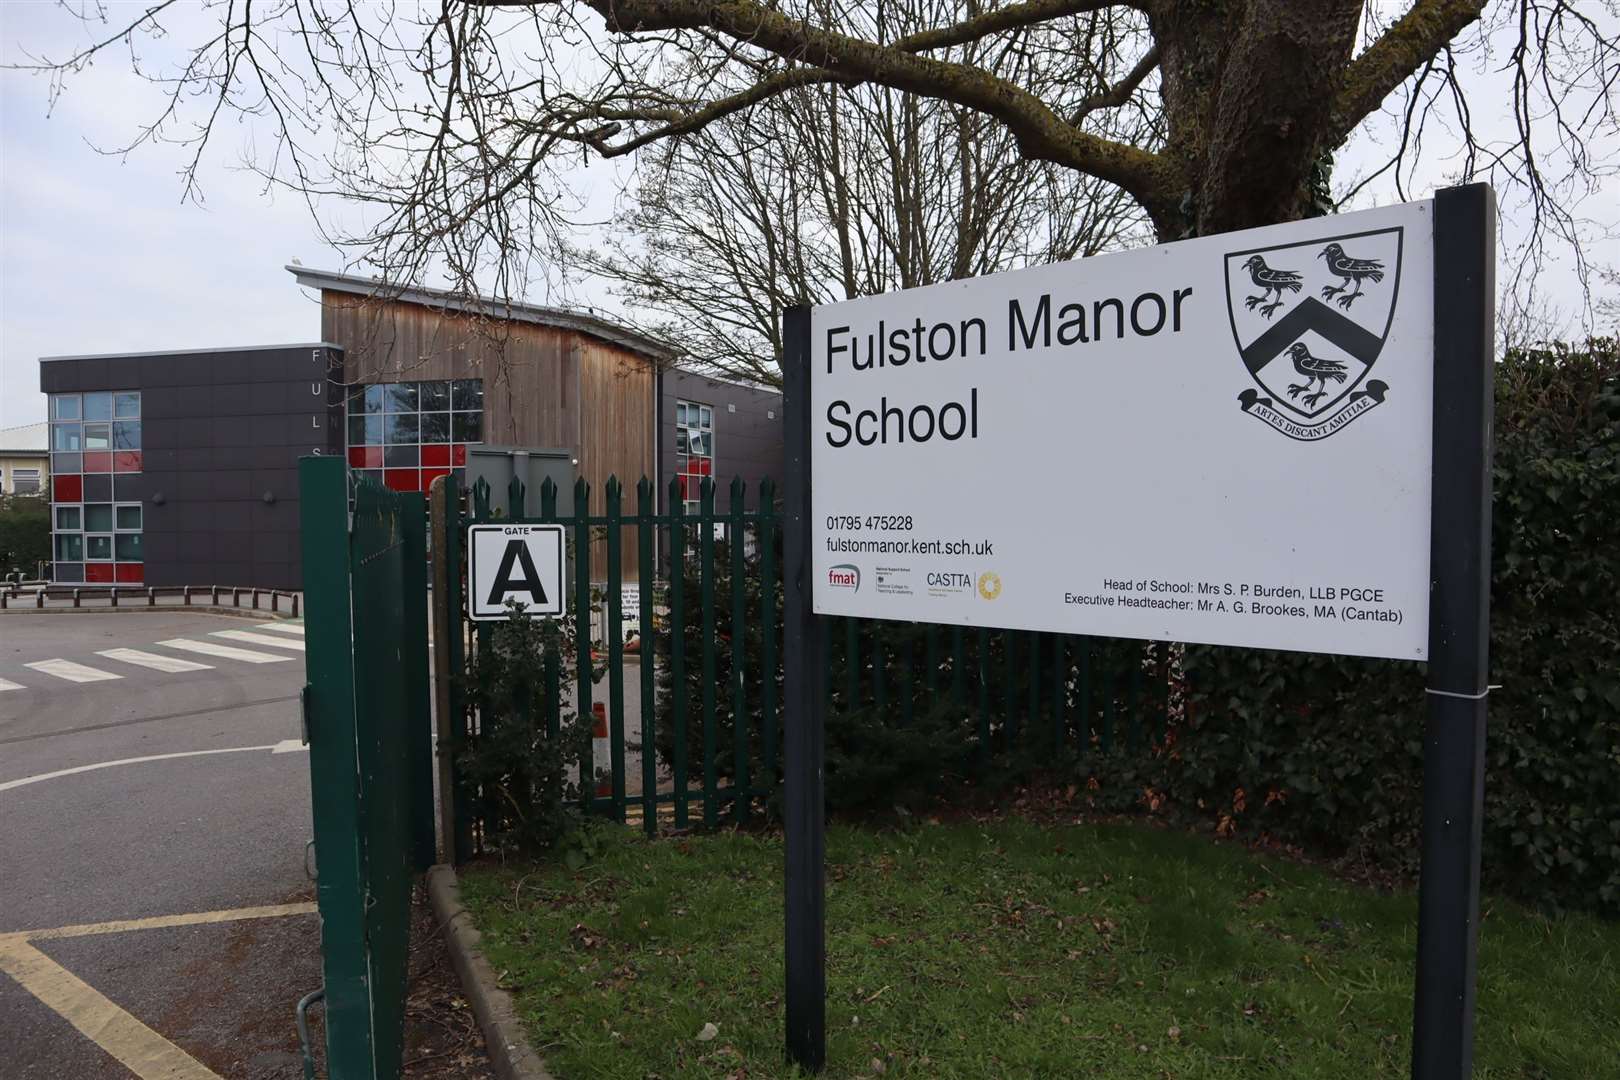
left=466, top=446, right=577, bottom=516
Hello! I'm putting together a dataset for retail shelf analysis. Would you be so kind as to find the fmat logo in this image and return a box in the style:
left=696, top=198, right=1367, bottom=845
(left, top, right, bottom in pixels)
left=827, top=564, right=860, bottom=592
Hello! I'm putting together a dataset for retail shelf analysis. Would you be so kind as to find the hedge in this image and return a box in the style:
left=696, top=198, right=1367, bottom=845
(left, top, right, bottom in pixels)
left=1169, top=338, right=1618, bottom=914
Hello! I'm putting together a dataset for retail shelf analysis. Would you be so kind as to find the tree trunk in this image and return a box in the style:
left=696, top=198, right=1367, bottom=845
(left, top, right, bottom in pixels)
left=1151, top=0, right=1363, bottom=240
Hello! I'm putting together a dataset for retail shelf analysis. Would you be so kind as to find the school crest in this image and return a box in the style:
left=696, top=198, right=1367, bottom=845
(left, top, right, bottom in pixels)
left=1224, top=227, right=1404, bottom=440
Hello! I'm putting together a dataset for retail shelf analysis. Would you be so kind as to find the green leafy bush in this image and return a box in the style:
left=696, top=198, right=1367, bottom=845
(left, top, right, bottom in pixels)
left=0, top=494, right=49, bottom=575
left=458, top=602, right=594, bottom=854
left=1175, top=339, right=1620, bottom=914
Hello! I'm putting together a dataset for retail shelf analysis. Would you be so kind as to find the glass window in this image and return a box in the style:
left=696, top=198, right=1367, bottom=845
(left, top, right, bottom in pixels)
left=85, top=535, right=113, bottom=560
left=52, top=452, right=81, bottom=473
left=386, top=413, right=419, bottom=444
left=348, top=414, right=382, bottom=446
left=112, top=421, right=141, bottom=450
left=12, top=469, right=41, bottom=494
left=83, top=392, right=114, bottom=421
left=83, top=423, right=112, bottom=450
left=700, top=406, right=713, bottom=428
left=419, top=381, right=450, bottom=410
left=115, top=505, right=142, bottom=530
left=676, top=429, right=689, bottom=454
left=115, top=534, right=143, bottom=561
left=114, top=392, right=141, bottom=418
left=55, top=534, right=83, bottom=561
left=84, top=504, right=114, bottom=532
left=51, top=395, right=81, bottom=420
left=420, top=412, right=450, bottom=443
left=346, top=378, right=482, bottom=493
left=56, top=506, right=81, bottom=530
left=385, top=383, right=419, bottom=412
left=51, top=423, right=83, bottom=452
left=676, top=402, right=688, bottom=425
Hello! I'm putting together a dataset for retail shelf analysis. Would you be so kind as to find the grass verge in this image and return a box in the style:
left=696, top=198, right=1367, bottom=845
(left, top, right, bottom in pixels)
left=459, top=818, right=1618, bottom=1079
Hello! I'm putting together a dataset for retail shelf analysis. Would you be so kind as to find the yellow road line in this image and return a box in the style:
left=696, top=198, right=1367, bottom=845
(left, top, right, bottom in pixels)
left=3, top=901, right=317, bottom=946
left=0, top=938, right=220, bottom=1080
left=0, top=902, right=319, bottom=1079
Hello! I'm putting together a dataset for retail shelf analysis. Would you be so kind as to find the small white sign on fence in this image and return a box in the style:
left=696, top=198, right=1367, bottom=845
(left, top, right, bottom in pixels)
left=467, top=524, right=566, bottom=620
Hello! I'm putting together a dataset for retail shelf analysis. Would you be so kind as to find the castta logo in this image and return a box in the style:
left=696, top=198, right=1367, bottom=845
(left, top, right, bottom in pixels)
left=827, top=564, right=860, bottom=591
left=977, top=571, right=1002, bottom=600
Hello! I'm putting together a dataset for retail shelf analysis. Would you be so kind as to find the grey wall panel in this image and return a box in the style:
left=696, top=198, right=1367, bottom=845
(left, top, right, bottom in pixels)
left=43, top=343, right=344, bottom=589
left=659, top=370, right=784, bottom=513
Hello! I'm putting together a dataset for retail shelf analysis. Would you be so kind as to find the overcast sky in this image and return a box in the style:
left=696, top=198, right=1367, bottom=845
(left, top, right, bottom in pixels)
left=2, top=2, right=1614, bottom=431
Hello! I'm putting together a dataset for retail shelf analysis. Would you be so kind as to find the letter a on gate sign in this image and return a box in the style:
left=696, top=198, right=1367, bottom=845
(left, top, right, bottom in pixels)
left=467, top=523, right=566, bottom=619
left=488, top=539, right=548, bottom=607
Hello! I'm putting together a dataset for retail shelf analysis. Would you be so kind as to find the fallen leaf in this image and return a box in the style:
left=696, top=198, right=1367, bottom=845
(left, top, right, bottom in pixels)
left=697, top=1022, right=719, bottom=1042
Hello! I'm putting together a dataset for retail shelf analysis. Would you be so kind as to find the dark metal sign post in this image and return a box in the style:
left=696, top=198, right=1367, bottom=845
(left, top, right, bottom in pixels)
left=1413, top=184, right=1495, bottom=1080
left=778, top=184, right=1495, bottom=1078
left=782, top=304, right=827, bottom=1072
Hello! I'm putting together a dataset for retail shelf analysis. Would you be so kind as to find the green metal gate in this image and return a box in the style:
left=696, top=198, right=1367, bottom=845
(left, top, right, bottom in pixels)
left=300, top=456, right=435, bottom=1080
left=434, top=471, right=1172, bottom=854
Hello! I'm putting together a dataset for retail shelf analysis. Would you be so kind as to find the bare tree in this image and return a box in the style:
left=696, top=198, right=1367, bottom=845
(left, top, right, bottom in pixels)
left=574, top=2, right=1155, bottom=385
left=14, top=1, right=1616, bottom=325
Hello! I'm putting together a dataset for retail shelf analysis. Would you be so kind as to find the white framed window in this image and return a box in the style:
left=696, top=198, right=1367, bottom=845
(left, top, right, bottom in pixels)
left=15, top=468, right=40, bottom=494
left=675, top=399, right=715, bottom=515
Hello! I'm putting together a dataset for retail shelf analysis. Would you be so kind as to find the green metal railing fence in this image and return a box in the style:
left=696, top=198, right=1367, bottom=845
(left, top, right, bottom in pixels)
left=438, top=473, right=1170, bottom=853
left=301, top=458, right=434, bottom=1079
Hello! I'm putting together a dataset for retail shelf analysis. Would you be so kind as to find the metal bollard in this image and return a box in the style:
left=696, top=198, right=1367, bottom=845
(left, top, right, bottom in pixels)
left=211, top=585, right=220, bottom=606
left=110, top=588, right=119, bottom=608
left=251, top=588, right=261, bottom=611
left=73, top=588, right=81, bottom=609
left=291, top=594, right=300, bottom=618
left=148, top=587, right=156, bottom=607
left=232, top=588, right=241, bottom=608
left=184, top=586, right=192, bottom=606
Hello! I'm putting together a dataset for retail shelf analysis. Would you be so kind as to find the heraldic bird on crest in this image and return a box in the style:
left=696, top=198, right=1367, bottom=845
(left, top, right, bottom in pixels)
left=1241, top=255, right=1303, bottom=318
left=1319, top=242, right=1385, bottom=309
left=1285, top=341, right=1349, bottom=408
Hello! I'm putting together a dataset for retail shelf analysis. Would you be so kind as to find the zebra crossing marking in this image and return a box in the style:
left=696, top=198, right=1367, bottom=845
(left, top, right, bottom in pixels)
left=0, top=677, right=25, bottom=692
left=254, top=622, right=305, bottom=636
left=155, top=639, right=292, bottom=664
left=96, top=648, right=214, bottom=674
left=23, top=659, right=122, bottom=684
left=211, top=630, right=305, bottom=652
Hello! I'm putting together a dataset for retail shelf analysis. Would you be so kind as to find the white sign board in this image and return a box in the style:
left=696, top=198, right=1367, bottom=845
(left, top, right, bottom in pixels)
left=468, top=524, right=566, bottom=620
left=810, top=201, right=1435, bottom=660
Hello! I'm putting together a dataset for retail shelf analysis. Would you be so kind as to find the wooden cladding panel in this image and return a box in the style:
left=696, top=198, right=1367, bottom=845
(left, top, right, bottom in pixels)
left=579, top=340, right=656, bottom=577
left=322, top=291, right=656, bottom=576
left=322, top=292, right=583, bottom=452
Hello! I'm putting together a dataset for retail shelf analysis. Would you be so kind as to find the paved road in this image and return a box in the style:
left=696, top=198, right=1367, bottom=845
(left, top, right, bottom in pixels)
left=0, top=611, right=320, bottom=1079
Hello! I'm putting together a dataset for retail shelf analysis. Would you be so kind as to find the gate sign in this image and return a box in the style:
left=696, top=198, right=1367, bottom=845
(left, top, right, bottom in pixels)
left=810, top=200, right=1435, bottom=661
left=468, top=524, right=566, bottom=620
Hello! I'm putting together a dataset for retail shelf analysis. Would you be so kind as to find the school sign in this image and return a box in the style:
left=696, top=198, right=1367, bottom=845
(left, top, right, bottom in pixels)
left=781, top=187, right=1496, bottom=1080
left=809, top=199, right=1434, bottom=661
